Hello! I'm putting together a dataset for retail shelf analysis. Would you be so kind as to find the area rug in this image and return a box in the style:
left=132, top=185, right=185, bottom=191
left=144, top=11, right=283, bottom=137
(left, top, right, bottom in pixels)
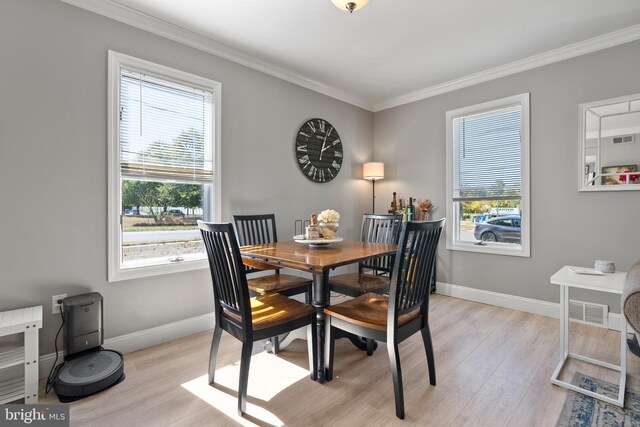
left=556, top=373, right=640, bottom=426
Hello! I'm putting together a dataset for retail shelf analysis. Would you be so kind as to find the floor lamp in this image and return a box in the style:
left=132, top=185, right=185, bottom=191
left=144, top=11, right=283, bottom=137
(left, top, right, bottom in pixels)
left=363, top=162, right=384, bottom=214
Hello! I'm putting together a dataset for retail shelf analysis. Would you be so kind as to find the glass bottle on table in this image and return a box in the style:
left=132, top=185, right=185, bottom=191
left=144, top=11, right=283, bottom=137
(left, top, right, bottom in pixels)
left=407, top=197, right=415, bottom=221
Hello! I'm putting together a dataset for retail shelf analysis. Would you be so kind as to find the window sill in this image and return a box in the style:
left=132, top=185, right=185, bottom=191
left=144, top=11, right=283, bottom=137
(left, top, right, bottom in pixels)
left=578, top=184, right=640, bottom=192
left=109, top=256, right=208, bottom=282
left=447, top=241, right=530, bottom=257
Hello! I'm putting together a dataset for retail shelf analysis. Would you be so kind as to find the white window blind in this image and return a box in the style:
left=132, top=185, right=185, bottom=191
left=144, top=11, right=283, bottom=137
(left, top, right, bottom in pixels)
left=120, top=69, right=213, bottom=183
left=109, top=51, right=221, bottom=281
left=452, top=105, right=522, bottom=201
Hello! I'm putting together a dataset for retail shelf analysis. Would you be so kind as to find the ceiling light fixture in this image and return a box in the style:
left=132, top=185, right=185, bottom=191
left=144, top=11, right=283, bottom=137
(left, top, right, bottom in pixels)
left=331, top=0, right=369, bottom=13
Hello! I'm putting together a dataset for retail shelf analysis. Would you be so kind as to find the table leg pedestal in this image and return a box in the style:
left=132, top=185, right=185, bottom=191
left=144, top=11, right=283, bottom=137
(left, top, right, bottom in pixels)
left=312, top=272, right=330, bottom=383
left=333, top=330, right=379, bottom=352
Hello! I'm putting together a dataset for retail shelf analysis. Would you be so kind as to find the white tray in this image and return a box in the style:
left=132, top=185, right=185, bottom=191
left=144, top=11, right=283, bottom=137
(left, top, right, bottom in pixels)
left=568, top=267, right=605, bottom=276
left=294, top=237, right=343, bottom=247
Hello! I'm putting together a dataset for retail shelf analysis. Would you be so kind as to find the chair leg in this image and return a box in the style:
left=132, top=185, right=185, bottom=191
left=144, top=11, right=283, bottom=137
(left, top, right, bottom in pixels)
left=208, top=326, right=222, bottom=385
left=366, top=338, right=375, bottom=356
left=238, top=341, right=253, bottom=416
left=307, top=321, right=318, bottom=380
left=388, top=340, right=405, bottom=420
left=421, top=324, right=436, bottom=386
left=325, top=317, right=335, bottom=381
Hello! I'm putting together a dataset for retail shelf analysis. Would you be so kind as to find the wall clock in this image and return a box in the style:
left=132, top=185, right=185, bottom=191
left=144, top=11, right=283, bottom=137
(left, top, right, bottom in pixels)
left=295, top=118, right=343, bottom=183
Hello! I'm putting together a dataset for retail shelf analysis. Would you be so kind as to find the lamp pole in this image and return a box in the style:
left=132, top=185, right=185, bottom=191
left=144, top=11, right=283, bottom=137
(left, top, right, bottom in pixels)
left=371, top=179, right=376, bottom=214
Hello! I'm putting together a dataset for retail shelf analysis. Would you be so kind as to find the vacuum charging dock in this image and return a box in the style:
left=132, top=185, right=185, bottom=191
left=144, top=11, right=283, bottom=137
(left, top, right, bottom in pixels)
left=53, top=292, right=124, bottom=401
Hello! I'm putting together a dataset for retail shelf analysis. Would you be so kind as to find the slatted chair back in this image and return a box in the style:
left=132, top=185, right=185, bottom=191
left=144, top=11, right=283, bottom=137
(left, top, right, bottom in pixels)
left=359, top=214, right=403, bottom=276
left=233, top=214, right=278, bottom=245
left=388, top=219, right=445, bottom=327
left=198, top=221, right=252, bottom=331
left=233, top=214, right=279, bottom=274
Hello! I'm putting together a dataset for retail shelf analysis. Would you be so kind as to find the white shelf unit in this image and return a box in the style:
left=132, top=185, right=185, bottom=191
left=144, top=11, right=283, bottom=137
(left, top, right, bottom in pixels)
left=0, top=306, right=43, bottom=404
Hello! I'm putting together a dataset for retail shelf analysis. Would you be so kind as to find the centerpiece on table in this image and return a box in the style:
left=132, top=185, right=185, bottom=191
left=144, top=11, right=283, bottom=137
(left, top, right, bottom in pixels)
left=317, top=209, right=340, bottom=239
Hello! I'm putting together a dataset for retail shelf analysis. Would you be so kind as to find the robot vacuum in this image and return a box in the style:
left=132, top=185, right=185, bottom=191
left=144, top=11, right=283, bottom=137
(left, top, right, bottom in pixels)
left=53, top=292, right=125, bottom=401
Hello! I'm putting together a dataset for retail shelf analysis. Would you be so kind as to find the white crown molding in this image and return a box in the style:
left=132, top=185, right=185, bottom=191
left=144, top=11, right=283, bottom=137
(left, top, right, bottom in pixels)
left=60, top=0, right=375, bottom=111
left=374, top=24, right=640, bottom=111
left=60, top=0, right=640, bottom=114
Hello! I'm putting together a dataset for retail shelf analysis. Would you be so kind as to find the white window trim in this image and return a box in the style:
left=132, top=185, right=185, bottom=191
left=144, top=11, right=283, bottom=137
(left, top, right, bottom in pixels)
left=445, top=93, right=530, bottom=257
left=107, top=51, right=222, bottom=282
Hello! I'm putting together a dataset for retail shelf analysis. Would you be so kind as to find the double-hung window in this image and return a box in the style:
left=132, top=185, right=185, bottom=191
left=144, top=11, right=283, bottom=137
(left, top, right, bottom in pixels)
left=108, top=51, right=221, bottom=281
left=446, top=93, right=530, bottom=257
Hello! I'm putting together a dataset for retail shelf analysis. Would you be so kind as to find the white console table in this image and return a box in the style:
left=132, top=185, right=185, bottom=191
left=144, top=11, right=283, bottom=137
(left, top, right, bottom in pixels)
left=550, top=266, right=627, bottom=407
left=0, top=306, right=43, bottom=404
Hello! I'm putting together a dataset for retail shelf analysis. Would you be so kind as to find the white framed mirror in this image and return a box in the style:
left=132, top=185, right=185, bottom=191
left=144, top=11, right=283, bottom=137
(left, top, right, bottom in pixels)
left=579, top=93, right=640, bottom=192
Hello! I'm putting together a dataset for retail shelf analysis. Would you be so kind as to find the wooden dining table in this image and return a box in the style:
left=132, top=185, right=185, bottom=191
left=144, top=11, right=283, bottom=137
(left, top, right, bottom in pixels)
left=239, top=239, right=397, bottom=383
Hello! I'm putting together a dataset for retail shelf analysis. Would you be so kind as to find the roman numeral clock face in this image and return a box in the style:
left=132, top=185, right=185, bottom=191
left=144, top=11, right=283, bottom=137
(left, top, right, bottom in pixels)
left=295, top=118, right=343, bottom=183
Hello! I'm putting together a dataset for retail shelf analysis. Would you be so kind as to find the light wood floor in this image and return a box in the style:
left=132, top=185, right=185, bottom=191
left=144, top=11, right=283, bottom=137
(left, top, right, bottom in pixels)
left=39, top=295, right=640, bottom=426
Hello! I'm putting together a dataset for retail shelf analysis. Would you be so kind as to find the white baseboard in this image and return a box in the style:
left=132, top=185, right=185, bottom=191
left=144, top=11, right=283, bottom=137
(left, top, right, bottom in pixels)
left=435, top=281, right=624, bottom=332
left=38, top=282, right=627, bottom=380
left=39, top=312, right=214, bottom=379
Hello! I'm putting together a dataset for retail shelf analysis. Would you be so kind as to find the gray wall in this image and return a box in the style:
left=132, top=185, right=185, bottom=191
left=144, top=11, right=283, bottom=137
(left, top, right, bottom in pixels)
left=0, top=0, right=373, bottom=353
left=374, top=40, right=640, bottom=309
left=2, top=0, right=638, bottom=357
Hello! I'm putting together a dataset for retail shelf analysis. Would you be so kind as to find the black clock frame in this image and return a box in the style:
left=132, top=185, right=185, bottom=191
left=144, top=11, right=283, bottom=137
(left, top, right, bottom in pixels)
left=294, top=118, right=343, bottom=183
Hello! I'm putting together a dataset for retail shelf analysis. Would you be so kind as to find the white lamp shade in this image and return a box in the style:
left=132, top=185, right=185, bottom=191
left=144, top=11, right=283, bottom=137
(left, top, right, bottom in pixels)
left=363, top=162, right=384, bottom=181
left=331, top=0, right=369, bottom=12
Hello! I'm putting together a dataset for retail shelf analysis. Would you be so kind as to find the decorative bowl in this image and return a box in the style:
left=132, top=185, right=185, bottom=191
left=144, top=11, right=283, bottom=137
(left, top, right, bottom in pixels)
left=318, top=222, right=339, bottom=239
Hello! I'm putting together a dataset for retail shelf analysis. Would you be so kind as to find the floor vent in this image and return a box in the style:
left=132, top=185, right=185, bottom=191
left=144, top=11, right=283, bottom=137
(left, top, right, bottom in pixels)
left=569, top=299, right=608, bottom=328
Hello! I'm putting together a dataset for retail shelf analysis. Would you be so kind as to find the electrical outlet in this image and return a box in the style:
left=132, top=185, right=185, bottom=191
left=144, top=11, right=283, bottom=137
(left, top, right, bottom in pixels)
left=52, top=294, right=67, bottom=315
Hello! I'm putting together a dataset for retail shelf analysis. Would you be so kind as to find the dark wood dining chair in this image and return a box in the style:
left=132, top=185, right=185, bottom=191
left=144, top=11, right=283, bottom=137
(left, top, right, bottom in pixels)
left=324, top=219, right=445, bottom=420
left=198, top=221, right=317, bottom=416
left=233, top=214, right=311, bottom=297
left=233, top=214, right=312, bottom=352
left=329, top=214, right=403, bottom=298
